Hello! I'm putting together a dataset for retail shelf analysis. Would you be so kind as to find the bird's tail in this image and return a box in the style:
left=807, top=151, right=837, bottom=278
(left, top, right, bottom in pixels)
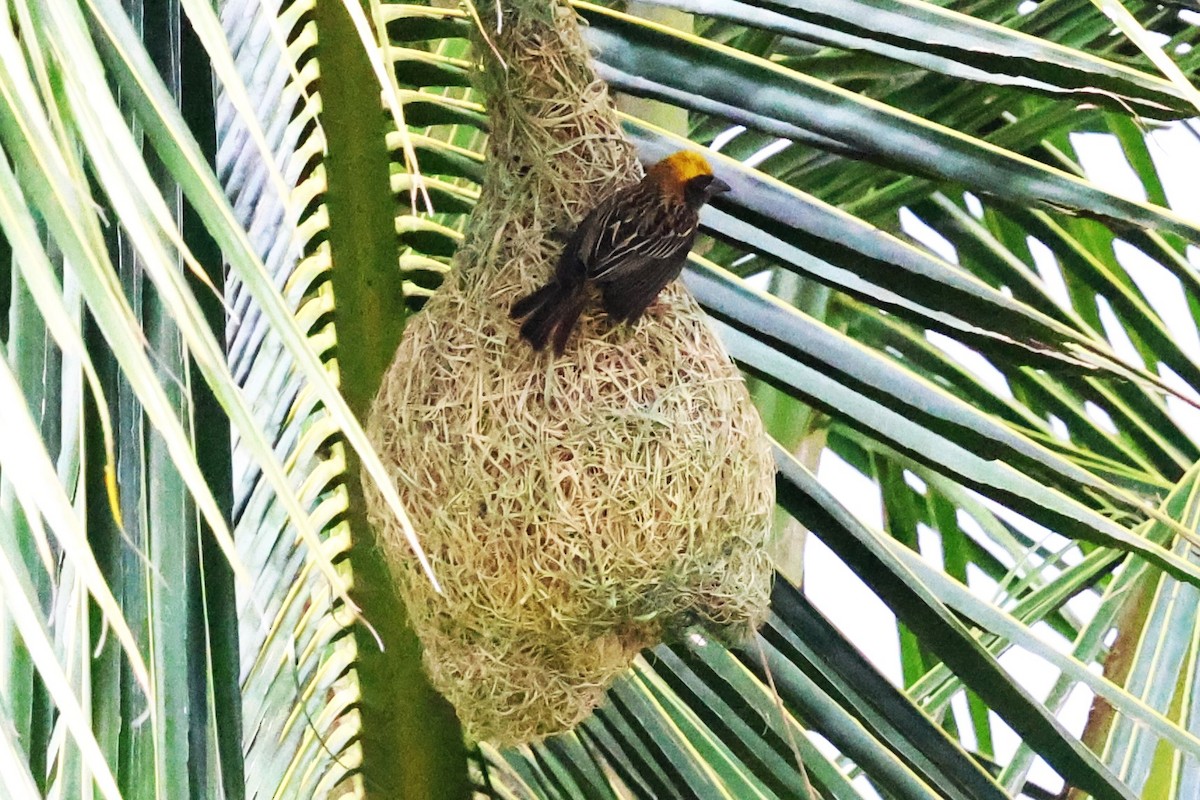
left=510, top=281, right=587, bottom=355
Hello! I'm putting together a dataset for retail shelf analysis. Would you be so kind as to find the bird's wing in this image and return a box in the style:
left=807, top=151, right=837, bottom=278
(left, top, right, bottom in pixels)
left=582, top=195, right=698, bottom=283
left=600, top=252, right=691, bottom=324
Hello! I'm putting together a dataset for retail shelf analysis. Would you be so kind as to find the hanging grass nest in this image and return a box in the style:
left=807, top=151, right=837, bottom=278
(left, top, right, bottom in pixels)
left=363, top=0, right=775, bottom=745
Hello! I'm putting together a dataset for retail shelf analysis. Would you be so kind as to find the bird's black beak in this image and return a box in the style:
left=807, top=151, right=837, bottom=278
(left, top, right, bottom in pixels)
left=708, top=177, right=732, bottom=197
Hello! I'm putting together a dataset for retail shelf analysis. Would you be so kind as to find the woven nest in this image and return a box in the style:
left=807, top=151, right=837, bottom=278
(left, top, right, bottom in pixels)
left=363, top=1, right=775, bottom=745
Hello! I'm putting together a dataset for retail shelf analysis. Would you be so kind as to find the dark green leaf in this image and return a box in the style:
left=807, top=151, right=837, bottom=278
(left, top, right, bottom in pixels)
left=624, top=0, right=1190, bottom=117
left=582, top=4, right=1200, bottom=242
left=773, top=447, right=1136, bottom=800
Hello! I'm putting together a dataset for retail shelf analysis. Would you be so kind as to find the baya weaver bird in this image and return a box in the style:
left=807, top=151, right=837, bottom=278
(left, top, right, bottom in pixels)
left=511, top=151, right=731, bottom=355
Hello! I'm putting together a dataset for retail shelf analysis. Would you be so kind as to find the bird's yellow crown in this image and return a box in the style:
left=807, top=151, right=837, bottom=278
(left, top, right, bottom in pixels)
left=653, top=150, right=714, bottom=182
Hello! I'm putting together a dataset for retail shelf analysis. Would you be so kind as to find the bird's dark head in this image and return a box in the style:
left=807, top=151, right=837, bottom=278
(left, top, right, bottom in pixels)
left=647, top=150, right=732, bottom=209
left=683, top=172, right=732, bottom=210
